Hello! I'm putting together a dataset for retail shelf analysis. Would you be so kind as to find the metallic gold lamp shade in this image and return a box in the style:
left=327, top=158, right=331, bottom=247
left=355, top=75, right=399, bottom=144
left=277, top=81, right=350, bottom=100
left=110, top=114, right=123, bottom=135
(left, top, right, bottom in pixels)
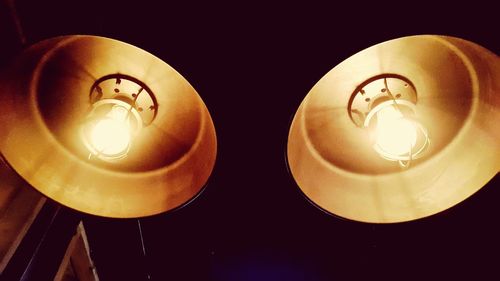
left=287, top=35, right=499, bottom=223
left=0, top=36, right=217, bottom=218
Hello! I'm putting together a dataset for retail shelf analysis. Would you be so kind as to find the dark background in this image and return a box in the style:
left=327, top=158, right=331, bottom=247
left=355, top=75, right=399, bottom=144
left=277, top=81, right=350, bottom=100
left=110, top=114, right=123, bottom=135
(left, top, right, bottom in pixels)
left=1, top=1, right=499, bottom=280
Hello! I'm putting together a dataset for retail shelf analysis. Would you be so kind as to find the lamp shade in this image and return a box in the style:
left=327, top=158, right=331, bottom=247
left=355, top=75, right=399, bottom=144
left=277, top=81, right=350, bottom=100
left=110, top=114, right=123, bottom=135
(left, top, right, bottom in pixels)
left=0, top=36, right=217, bottom=218
left=287, top=35, right=499, bottom=223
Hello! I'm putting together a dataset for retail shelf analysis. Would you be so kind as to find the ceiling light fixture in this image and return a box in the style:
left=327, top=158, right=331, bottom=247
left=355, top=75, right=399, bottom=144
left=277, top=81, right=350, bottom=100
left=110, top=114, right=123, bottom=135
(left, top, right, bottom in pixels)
left=0, top=36, right=217, bottom=218
left=287, top=35, right=499, bottom=223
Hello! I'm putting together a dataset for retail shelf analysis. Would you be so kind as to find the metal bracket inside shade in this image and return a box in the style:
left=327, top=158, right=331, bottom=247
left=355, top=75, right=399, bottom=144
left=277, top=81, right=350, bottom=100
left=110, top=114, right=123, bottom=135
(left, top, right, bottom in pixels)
left=348, top=74, right=417, bottom=127
left=89, top=74, right=158, bottom=125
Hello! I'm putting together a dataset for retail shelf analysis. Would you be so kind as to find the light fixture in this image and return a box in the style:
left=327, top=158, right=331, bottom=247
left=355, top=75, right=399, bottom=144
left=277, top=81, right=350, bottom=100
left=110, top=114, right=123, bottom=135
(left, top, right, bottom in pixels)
left=287, top=35, right=499, bottom=223
left=0, top=35, right=217, bottom=218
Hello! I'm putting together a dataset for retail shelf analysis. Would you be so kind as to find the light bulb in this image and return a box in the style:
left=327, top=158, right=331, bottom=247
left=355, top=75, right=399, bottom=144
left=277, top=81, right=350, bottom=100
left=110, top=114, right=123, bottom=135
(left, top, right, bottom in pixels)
left=373, top=105, right=417, bottom=158
left=87, top=105, right=132, bottom=159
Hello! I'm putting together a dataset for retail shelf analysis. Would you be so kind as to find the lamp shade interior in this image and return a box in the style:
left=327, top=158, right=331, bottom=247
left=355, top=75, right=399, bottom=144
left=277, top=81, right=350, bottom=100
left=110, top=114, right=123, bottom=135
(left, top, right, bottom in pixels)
left=0, top=36, right=217, bottom=218
left=287, top=35, right=499, bottom=223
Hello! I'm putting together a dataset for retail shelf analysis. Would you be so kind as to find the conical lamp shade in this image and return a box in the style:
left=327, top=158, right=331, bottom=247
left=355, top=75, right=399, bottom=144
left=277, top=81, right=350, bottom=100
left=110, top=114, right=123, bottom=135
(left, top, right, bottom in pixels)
left=0, top=35, right=217, bottom=218
left=287, top=35, right=499, bottom=223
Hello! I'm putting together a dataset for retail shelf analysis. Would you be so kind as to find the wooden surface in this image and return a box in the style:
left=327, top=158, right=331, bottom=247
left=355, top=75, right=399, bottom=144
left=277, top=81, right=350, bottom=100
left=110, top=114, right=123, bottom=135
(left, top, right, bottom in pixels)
left=54, top=222, right=99, bottom=281
left=0, top=160, right=45, bottom=273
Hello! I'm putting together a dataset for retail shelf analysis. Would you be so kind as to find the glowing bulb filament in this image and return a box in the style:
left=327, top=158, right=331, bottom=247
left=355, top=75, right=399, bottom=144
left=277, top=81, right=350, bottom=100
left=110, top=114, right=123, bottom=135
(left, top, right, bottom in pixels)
left=374, top=105, right=418, bottom=157
left=84, top=104, right=135, bottom=160
left=90, top=107, right=131, bottom=156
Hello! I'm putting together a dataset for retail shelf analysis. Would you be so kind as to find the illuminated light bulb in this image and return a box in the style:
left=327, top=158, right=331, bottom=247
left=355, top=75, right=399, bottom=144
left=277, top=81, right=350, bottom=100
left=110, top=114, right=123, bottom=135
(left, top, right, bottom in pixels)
left=362, top=99, right=429, bottom=168
left=90, top=106, right=131, bottom=157
left=85, top=104, right=135, bottom=159
left=373, top=105, right=418, bottom=157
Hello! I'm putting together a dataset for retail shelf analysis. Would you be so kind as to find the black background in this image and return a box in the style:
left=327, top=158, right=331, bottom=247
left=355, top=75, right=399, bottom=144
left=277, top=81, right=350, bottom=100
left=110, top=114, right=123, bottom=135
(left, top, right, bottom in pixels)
left=3, top=1, right=499, bottom=280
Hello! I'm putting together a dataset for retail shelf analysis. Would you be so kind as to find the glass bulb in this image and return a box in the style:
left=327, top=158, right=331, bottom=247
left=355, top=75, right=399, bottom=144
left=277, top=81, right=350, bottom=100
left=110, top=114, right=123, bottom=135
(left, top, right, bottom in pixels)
left=373, top=105, right=417, bottom=157
left=88, top=105, right=131, bottom=158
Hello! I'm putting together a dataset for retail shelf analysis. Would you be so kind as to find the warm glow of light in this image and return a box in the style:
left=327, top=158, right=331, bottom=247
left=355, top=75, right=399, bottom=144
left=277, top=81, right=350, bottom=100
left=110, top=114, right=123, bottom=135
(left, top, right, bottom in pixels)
left=89, top=105, right=131, bottom=157
left=374, top=105, right=417, bottom=156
